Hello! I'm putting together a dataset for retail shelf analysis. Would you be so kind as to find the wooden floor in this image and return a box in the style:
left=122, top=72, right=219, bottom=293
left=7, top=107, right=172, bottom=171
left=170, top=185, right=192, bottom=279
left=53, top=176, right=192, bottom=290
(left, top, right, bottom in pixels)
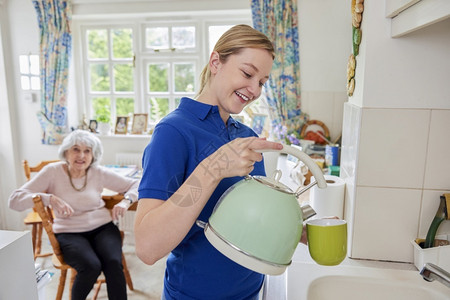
left=36, top=232, right=166, bottom=300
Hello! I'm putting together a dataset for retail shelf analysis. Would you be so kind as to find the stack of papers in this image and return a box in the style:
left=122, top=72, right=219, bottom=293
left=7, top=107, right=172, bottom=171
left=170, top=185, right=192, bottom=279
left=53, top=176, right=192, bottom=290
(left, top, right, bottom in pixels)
left=35, top=263, right=52, bottom=285
left=104, top=165, right=140, bottom=178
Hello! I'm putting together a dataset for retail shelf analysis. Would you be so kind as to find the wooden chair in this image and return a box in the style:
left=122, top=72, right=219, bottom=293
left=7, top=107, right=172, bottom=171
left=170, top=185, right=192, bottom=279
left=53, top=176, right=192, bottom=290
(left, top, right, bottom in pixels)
left=32, top=195, right=134, bottom=300
left=23, top=159, right=59, bottom=259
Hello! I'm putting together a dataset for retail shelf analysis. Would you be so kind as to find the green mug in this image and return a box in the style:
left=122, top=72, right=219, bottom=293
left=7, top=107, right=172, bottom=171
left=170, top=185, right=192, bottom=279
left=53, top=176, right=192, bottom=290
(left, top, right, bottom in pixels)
left=306, top=219, right=347, bottom=266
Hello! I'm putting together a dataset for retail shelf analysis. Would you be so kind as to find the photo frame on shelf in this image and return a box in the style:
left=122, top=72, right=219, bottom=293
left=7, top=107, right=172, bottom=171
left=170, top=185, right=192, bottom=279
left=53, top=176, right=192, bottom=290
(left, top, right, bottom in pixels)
left=131, top=113, right=148, bottom=134
left=115, top=116, right=128, bottom=134
left=89, top=120, right=98, bottom=133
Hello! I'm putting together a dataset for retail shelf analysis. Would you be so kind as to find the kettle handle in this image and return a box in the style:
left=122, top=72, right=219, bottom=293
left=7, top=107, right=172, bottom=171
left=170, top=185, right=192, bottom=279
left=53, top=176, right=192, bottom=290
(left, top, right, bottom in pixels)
left=258, top=144, right=327, bottom=189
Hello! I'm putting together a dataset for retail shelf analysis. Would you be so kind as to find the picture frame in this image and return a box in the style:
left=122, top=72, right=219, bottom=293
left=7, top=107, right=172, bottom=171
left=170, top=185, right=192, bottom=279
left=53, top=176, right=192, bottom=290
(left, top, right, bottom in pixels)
left=131, top=113, right=148, bottom=134
left=115, top=116, right=128, bottom=134
left=89, top=119, right=98, bottom=133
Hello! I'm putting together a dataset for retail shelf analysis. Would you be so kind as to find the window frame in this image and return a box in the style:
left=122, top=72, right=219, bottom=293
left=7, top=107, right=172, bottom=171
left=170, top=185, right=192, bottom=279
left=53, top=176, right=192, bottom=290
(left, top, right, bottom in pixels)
left=74, top=13, right=252, bottom=130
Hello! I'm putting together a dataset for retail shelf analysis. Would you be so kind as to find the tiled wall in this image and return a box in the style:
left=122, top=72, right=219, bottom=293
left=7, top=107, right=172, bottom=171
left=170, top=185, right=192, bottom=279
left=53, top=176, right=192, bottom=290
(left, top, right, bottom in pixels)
left=342, top=104, right=450, bottom=262
left=340, top=0, right=450, bottom=264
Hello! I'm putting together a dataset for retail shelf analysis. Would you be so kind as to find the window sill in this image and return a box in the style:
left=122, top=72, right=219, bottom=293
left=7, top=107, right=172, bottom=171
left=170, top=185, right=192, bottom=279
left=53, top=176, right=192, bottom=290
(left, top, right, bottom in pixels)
left=97, top=134, right=152, bottom=140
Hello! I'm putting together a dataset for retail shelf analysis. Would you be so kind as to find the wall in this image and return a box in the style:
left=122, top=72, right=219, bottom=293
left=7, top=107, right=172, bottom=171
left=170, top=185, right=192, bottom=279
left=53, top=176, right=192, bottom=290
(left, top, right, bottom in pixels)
left=0, top=0, right=27, bottom=229
left=0, top=0, right=351, bottom=230
left=341, top=0, right=450, bottom=263
left=298, top=0, right=351, bottom=141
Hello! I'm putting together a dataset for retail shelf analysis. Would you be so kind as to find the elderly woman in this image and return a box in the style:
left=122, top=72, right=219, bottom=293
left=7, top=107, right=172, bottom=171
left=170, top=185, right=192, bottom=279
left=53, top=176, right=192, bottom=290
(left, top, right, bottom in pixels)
left=9, top=129, right=138, bottom=300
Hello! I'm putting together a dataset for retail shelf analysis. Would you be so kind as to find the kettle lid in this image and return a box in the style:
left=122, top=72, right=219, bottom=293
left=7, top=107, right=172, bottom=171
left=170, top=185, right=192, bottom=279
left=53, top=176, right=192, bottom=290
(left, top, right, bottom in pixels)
left=252, top=175, right=294, bottom=194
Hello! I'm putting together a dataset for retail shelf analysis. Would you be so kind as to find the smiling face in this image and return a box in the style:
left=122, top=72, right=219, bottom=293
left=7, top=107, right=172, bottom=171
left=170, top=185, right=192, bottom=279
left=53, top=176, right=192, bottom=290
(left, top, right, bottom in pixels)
left=200, top=47, right=273, bottom=122
left=65, top=144, right=93, bottom=175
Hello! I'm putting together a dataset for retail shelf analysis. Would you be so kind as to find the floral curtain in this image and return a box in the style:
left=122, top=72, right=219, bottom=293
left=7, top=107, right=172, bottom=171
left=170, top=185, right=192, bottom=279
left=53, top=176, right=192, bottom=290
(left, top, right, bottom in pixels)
left=32, top=0, right=72, bottom=144
left=251, top=0, right=308, bottom=144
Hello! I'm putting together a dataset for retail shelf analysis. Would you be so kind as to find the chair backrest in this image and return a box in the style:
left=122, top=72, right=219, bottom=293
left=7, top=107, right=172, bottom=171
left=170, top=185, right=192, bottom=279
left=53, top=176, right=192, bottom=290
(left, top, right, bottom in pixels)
left=32, top=195, right=65, bottom=265
left=23, top=160, right=60, bottom=181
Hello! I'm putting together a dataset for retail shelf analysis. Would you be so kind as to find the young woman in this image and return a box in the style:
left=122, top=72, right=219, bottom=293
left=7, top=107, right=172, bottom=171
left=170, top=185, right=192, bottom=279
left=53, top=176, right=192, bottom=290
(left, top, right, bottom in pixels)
left=9, top=130, right=138, bottom=300
left=135, top=24, right=283, bottom=299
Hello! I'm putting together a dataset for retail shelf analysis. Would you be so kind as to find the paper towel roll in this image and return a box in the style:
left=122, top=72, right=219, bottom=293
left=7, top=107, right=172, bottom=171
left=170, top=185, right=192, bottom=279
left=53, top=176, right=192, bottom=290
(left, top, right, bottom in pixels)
left=309, top=175, right=345, bottom=219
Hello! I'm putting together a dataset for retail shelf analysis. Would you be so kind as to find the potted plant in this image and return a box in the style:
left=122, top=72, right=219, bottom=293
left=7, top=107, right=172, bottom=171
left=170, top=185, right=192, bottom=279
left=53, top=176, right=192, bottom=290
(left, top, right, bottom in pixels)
left=97, top=113, right=111, bottom=135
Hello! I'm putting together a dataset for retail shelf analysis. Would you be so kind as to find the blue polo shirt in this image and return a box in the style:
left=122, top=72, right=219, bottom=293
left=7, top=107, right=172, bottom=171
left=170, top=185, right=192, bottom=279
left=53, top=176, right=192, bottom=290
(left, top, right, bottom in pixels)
left=139, top=97, right=265, bottom=300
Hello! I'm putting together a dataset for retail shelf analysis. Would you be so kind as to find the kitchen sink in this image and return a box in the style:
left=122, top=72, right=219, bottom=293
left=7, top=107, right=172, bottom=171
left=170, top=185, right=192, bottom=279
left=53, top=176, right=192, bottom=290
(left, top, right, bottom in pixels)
left=307, top=274, right=448, bottom=300
left=285, top=261, right=449, bottom=300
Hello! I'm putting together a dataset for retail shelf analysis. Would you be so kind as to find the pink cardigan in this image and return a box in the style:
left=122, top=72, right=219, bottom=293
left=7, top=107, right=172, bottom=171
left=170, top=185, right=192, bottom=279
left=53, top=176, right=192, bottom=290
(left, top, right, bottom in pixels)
left=9, top=162, right=139, bottom=233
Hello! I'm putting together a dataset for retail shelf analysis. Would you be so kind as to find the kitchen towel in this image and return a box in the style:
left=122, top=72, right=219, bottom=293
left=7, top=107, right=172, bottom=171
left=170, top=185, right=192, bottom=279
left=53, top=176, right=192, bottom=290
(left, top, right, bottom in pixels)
left=309, top=175, right=346, bottom=219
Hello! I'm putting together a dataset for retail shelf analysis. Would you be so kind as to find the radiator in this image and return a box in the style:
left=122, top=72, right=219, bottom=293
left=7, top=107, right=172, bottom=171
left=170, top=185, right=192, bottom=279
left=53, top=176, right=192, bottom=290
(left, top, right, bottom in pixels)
left=115, top=152, right=143, bottom=245
left=119, top=211, right=136, bottom=245
left=115, top=152, right=143, bottom=168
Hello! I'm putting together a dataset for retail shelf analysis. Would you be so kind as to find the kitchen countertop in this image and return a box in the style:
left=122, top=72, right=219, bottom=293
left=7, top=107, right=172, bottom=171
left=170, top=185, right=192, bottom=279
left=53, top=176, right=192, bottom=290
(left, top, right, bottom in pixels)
left=262, top=244, right=417, bottom=300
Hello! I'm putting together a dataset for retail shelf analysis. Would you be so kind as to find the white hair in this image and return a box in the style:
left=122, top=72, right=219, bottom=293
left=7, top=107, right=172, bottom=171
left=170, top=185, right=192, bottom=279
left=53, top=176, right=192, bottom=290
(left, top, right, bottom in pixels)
left=58, top=130, right=103, bottom=166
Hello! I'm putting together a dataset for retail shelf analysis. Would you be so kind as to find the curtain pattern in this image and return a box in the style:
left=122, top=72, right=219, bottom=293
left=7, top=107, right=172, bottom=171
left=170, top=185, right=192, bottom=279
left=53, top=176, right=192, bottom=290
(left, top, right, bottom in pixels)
left=32, top=0, right=72, bottom=144
left=251, top=0, right=308, bottom=144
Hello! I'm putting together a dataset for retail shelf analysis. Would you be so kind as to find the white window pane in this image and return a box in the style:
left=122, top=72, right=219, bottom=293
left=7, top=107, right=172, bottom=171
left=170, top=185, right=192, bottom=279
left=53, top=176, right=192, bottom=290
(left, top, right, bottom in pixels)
left=148, top=63, right=169, bottom=92
left=172, top=26, right=195, bottom=48
left=90, top=64, right=110, bottom=91
left=146, top=27, right=169, bottom=49
left=149, top=97, right=169, bottom=122
left=21, top=76, right=30, bottom=90
left=112, top=28, right=133, bottom=58
left=30, top=55, right=40, bottom=75
left=19, top=55, right=29, bottom=74
left=87, top=29, right=108, bottom=59
left=114, top=63, right=134, bottom=92
left=31, top=76, right=40, bottom=90
left=174, top=63, right=195, bottom=92
left=208, top=25, right=233, bottom=54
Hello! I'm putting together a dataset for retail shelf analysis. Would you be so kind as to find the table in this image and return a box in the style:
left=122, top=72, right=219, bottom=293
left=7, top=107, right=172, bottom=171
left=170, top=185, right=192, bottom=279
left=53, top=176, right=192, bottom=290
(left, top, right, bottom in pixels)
left=102, top=165, right=140, bottom=211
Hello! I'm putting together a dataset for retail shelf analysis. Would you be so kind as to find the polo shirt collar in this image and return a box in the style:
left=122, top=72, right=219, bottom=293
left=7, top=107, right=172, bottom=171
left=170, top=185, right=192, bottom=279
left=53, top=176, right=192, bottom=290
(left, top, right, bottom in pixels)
left=179, top=97, right=241, bottom=129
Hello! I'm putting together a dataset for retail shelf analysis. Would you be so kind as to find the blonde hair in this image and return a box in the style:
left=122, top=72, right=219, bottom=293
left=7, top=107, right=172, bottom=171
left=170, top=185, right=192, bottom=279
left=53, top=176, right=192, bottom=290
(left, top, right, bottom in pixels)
left=197, top=24, right=275, bottom=96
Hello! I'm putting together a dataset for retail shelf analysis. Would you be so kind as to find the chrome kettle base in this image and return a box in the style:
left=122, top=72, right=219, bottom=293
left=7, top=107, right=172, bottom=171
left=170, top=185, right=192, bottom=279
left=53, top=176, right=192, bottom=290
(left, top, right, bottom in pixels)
left=204, top=223, right=290, bottom=275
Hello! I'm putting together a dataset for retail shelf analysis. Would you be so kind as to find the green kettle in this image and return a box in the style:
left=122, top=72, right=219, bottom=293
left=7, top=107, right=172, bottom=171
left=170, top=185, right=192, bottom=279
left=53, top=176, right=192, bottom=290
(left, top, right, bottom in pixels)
left=202, top=145, right=327, bottom=275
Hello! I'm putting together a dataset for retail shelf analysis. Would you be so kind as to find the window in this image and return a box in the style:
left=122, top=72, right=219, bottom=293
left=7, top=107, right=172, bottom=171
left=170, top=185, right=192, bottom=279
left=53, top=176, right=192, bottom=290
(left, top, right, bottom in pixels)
left=19, top=54, right=40, bottom=90
left=85, top=27, right=135, bottom=122
left=78, top=14, right=252, bottom=130
left=143, top=23, right=197, bottom=122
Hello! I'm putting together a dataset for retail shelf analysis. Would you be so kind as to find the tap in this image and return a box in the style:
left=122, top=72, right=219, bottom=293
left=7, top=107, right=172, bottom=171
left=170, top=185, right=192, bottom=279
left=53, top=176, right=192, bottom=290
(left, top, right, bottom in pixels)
left=420, top=263, right=450, bottom=288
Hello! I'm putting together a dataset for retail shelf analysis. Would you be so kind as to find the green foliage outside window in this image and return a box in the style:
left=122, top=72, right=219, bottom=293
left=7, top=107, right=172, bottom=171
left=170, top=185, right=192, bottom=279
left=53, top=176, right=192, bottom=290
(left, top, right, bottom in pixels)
left=174, top=63, right=194, bottom=92
left=87, top=29, right=108, bottom=59
left=114, top=64, right=133, bottom=91
left=149, top=64, right=169, bottom=92
left=90, top=64, right=110, bottom=91
left=116, top=97, right=134, bottom=116
left=150, top=97, right=169, bottom=121
left=93, top=97, right=111, bottom=123
left=112, top=28, right=133, bottom=58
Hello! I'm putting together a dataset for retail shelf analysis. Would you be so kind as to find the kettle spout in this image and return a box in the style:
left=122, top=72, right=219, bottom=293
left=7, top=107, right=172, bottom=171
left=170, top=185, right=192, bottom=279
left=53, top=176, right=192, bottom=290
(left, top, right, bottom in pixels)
left=301, top=203, right=316, bottom=220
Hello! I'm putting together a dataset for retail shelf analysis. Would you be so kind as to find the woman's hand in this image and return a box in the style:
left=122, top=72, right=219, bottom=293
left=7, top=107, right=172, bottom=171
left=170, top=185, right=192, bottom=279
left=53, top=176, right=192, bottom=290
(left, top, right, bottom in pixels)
left=200, top=137, right=283, bottom=180
left=112, top=200, right=130, bottom=220
left=49, top=195, right=74, bottom=217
